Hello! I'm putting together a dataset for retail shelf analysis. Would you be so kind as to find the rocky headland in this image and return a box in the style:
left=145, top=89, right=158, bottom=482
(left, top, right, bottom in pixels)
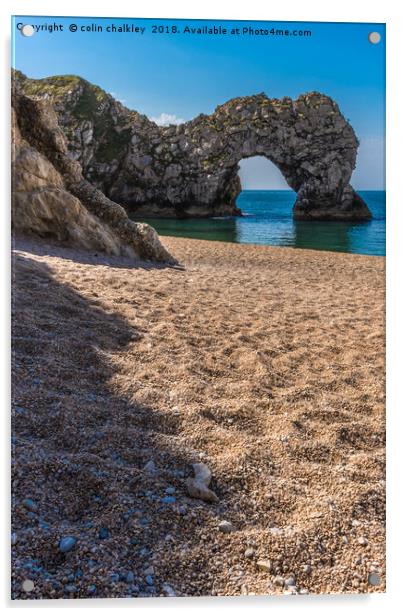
left=12, top=77, right=175, bottom=263
left=14, top=69, right=372, bottom=221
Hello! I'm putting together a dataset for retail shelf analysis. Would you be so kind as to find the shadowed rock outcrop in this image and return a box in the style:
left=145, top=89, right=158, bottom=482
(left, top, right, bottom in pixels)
left=14, top=70, right=372, bottom=221
left=11, top=82, right=175, bottom=263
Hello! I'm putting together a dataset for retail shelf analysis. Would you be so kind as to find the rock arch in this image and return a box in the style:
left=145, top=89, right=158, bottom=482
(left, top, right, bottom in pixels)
left=15, top=72, right=372, bottom=221
left=112, top=92, right=372, bottom=221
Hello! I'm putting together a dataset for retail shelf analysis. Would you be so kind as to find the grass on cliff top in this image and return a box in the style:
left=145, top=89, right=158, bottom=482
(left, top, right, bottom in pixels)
left=17, top=70, right=133, bottom=163
left=21, top=74, right=109, bottom=119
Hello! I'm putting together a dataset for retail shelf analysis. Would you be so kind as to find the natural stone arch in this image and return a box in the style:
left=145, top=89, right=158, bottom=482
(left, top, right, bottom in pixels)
left=15, top=71, right=371, bottom=221
left=113, top=92, right=371, bottom=221
left=159, top=93, right=370, bottom=220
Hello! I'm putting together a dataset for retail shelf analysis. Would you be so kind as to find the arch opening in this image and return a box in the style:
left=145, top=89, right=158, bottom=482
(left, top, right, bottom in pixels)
left=238, top=156, right=292, bottom=192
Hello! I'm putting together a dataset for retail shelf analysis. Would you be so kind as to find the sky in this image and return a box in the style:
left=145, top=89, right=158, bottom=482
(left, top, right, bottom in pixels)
left=12, top=17, right=385, bottom=189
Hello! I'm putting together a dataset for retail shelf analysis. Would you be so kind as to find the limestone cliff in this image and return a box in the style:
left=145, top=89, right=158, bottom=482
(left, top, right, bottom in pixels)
left=11, top=79, right=175, bottom=263
left=14, top=70, right=372, bottom=221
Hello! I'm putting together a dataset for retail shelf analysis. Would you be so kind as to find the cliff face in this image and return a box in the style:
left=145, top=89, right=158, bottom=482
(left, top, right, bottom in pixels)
left=11, top=79, right=175, bottom=263
left=14, top=70, right=372, bottom=221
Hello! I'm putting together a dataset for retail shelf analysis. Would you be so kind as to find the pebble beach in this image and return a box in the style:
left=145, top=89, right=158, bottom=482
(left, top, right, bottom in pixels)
left=11, top=235, right=385, bottom=599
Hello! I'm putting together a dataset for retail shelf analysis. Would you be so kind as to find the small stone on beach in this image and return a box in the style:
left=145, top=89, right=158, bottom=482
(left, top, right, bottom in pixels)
left=64, top=584, right=77, bottom=594
left=186, top=462, right=219, bottom=503
left=285, top=575, right=296, bottom=587
left=162, top=583, right=176, bottom=596
left=99, top=527, right=109, bottom=540
left=59, top=536, right=77, bottom=553
left=218, top=520, right=233, bottom=533
left=144, top=566, right=154, bottom=575
left=256, top=560, right=271, bottom=572
left=143, top=460, right=157, bottom=475
left=22, top=498, right=37, bottom=512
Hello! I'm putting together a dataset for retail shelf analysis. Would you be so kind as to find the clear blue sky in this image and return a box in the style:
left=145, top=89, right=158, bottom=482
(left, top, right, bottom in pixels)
left=12, top=16, right=385, bottom=189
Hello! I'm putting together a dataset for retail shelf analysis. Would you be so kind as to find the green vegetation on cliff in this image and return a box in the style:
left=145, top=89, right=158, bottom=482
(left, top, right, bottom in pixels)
left=14, top=70, right=132, bottom=163
left=95, top=127, right=131, bottom=163
left=20, top=74, right=108, bottom=119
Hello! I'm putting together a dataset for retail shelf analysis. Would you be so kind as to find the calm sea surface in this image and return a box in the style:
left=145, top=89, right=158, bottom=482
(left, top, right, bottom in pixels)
left=135, top=190, right=385, bottom=256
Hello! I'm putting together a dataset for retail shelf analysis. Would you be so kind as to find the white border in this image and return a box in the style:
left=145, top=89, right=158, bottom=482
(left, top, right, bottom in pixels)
left=2, top=1, right=400, bottom=614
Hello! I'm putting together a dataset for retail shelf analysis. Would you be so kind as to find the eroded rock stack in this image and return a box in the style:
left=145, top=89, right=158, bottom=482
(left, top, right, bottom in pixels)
left=14, top=69, right=371, bottom=221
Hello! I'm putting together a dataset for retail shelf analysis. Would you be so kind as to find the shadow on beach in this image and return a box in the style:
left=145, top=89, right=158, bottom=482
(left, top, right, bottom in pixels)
left=11, top=252, right=214, bottom=599
left=12, top=234, right=185, bottom=272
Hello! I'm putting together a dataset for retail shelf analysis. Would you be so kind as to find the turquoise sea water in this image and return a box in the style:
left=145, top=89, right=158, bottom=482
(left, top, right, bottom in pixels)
left=135, top=190, right=385, bottom=256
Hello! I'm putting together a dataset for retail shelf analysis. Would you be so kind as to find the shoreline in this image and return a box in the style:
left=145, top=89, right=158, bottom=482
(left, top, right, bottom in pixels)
left=129, top=189, right=385, bottom=258
left=13, top=233, right=386, bottom=266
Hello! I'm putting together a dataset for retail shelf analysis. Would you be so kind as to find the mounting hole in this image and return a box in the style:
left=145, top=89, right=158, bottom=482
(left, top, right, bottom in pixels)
left=368, top=572, right=381, bottom=586
left=22, top=579, right=35, bottom=592
left=21, top=24, right=35, bottom=37
left=368, top=31, right=381, bottom=44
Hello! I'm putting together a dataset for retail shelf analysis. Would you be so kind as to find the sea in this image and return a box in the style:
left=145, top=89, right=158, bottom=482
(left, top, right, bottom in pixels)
left=135, top=190, right=385, bottom=256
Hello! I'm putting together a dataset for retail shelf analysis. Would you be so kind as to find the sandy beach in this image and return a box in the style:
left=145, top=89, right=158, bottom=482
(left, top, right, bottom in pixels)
left=11, top=235, right=385, bottom=598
